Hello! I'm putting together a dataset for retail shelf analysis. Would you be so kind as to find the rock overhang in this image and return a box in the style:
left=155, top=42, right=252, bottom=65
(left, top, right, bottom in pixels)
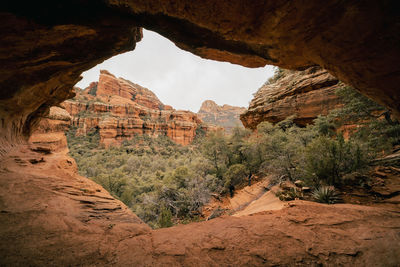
left=0, top=0, right=399, bottom=148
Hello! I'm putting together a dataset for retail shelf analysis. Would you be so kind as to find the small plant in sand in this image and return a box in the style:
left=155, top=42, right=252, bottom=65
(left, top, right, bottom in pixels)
left=312, top=186, right=340, bottom=204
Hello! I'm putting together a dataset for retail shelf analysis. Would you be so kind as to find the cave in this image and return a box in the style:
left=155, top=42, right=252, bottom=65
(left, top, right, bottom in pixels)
left=1, top=1, right=400, bottom=265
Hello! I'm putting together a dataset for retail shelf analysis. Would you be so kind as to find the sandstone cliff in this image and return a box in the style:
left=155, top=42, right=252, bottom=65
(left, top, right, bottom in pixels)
left=197, top=100, right=246, bottom=133
left=241, top=67, right=342, bottom=129
left=62, top=70, right=206, bottom=147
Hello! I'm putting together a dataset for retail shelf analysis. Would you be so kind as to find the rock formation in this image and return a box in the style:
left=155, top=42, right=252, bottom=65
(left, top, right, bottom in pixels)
left=241, top=67, right=343, bottom=129
left=28, top=106, right=72, bottom=153
left=1, top=2, right=400, bottom=266
left=62, top=70, right=206, bottom=146
left=1, top=1, right=400, bottom=153
left=197, top=100, right=246, bottom=133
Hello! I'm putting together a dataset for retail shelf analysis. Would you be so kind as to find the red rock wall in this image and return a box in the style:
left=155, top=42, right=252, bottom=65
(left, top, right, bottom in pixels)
left=197, top=100, right=246, bottom=133
left=62, top=71, right=205, bottom=147
left=96, top=70, right=164, bottom=110
left=29, top=106, right=72, bottom=153
left=241, top=67, right=343, bottom=129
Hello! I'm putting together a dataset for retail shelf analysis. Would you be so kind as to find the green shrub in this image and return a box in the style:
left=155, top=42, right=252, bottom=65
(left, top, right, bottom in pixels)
left=65, top=85, right=398, bottom=227
left=304, top=135, right=369, bottom=187
left=223, top=164, right=248, bottom=189
left=157, top=206, right=173, bottom=228
left=275, top=187, right=302, bottom=201
left=312, top=186, right=340, bottom=204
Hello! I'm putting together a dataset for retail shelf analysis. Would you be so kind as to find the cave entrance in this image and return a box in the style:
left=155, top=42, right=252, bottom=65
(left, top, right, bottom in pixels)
left=66, top=29, right=275, bottom=228
left=77, top=29, right=274, bottom=112
left=64, top=27, right=400, bottom=230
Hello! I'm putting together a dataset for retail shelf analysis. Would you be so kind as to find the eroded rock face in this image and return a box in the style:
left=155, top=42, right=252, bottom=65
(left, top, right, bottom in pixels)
left=108, top=0, right=400, bottom=119
left=241, top=67, right=343, bottom=129
left=96, top=70, right=164, bottom=110
left=28, top=106, right=72, bottom=153
left=1, top=1, right=400, bottom=151
left=197, top=100, right=246, bottom=132
left=62, top=70, right=205, bottom=146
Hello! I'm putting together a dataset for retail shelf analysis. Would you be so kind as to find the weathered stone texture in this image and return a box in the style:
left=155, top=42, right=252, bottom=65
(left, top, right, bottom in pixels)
left=241, top=67, right=342, bottom=129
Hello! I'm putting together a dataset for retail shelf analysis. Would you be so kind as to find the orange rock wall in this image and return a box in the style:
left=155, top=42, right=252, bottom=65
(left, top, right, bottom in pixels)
left=62, top=71, right=205, bottom=147
left=197, top=100, right=246, bottom=133
left=29, top=106, right=72, bottom=153
left=241, top=67, right=343, bottom=129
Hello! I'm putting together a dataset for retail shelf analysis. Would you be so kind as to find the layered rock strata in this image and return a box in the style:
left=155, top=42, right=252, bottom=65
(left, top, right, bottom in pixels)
left=1, top=1, right=400, bottom=152
left=62, top=70, right=206, bottom=146
left=241, top=67, right=343, bottom=129
left=197, top=100, right=246, bottom=133
left=28, top=106, right=72, bottom=153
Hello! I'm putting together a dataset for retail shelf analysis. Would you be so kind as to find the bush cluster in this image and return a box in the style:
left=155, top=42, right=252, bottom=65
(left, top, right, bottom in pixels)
left=67, top=86, right=400, bottom=226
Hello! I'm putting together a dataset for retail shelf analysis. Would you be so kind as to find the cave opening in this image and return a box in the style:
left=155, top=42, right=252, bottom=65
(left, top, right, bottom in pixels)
left=76, top=29, right=274, bottom=112
left=65, top=29, right=276, bottom=228
left=61, top=27, right=400, bottom=229
left=1, top=2, right=400, bottom=264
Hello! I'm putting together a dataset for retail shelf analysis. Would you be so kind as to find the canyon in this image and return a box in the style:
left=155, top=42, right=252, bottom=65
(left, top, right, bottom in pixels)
left=1, top=67, right=399, bottom=265
left=1, top=1, right=400, bottom=266
left=2, top=140, right=400, bottom=265
left=198, top=100, right=246, bottom=133
left=63, top=70, right=209, bottom=146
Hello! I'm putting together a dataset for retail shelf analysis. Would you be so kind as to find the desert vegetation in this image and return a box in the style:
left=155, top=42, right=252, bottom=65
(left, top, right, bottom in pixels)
left=67, top=85, right=400, bottom=228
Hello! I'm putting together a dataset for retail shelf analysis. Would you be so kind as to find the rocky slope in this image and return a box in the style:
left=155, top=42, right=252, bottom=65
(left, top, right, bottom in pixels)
left=241, top=67, right=343, bottom=129
left=62, top=70, right=208, bottom=147
left=202, top=177, right=283, bottom=220
left=197, top=100, right=246, bottom=132
left=1, top=147, right=399, bottom=265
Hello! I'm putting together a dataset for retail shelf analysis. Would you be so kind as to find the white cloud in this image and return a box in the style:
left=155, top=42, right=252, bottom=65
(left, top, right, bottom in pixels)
left=76, top=29, right=274, bottom=112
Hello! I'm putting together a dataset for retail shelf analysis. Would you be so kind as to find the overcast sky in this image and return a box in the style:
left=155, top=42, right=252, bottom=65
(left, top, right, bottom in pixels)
left=76, top=29, right=274, bottom=112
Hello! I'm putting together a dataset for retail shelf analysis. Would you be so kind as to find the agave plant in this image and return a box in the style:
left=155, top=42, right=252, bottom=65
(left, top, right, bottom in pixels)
left=312, top=186, right=340, bottom=204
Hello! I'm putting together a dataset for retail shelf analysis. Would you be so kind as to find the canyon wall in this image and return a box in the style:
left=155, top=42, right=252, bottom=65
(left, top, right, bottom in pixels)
left=62, top=70, right=206, bottom=146
left=197, top=100, right=246, bottom=133
left=241, top=67, right=342, bottom=129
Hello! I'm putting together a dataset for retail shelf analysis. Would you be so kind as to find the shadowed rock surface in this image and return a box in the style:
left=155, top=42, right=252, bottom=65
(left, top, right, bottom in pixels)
left=1, top=1, right=400, bottom=152
left=29, top=106, right=72, bottom=153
